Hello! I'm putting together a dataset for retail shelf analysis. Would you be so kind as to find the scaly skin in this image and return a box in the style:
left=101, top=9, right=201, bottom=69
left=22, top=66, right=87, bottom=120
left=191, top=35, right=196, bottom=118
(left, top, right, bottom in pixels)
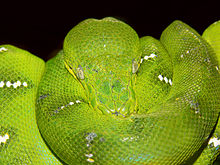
left=193, top=20, right=220, bottom=165
left=0, top=17, right=220, bottom=164
left=0, top=46, right=61, bottom=164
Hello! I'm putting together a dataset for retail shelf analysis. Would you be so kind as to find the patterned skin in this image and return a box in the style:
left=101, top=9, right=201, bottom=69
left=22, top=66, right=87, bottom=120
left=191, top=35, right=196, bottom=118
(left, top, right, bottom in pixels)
left=0, top=17, right=220, bottom=164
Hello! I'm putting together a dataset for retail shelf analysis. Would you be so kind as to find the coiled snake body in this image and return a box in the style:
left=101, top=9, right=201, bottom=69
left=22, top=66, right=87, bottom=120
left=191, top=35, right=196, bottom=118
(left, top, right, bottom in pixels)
left=0, top=17, right=220, bottom=164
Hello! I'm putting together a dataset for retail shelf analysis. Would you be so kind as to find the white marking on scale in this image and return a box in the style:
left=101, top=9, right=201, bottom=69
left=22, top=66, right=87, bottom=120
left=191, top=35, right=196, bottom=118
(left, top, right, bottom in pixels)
left=55, top=100, right=77, bottom=113
left=0, top=133, right=9, bottom=144
left=149, top=53, right=157, bottom=58
left=85, top=154, right=93, bottom=158
left=76, top=100, right=80, bottom=103
left=86, top=158, right=94, bottom=163
left=23, top=82, right=28, bottom=87
left=140, top=58, right=143, bottom=63
left=169, top=79, right=172, bottom=86
left=16, top=81, right=21, bottom=86
left=0, top=81, right=4, bottom=87
left=143, top=53, right=157, bottom=61
left=158, top=75, right=163, bottom=81
left=122, top=137, right=129, bottom=142
left=2, top=81, right=28, bottom=88
left=69, top=102, right=74, bottom=105
left=158, top=75, right=172, bottom=86
left=0, top=47, right=8, bottom=52
left=208, top=137, right=220, bottom=147
left=144, top=56, right=149, bottom=60
left=13, top=83, right=18, bottom=88
left=6, top=81, right=12, bottom=87
left=164, top=77, right=168, bottom=83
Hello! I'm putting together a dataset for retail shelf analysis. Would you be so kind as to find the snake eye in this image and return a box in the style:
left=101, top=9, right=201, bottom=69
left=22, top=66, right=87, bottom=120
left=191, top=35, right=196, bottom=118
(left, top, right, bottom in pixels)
left=77, top=65, right=84, bottom=80
left=132, top=58, right=139, bottom=74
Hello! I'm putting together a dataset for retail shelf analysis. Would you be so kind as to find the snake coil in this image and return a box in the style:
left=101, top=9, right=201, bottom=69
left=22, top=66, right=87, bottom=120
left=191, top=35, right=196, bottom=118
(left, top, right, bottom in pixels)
left=1, top=17, right=220, bottom=164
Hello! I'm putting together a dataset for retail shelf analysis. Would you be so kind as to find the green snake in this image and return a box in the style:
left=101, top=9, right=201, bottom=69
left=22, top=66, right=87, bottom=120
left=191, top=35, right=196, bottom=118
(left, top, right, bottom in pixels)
left=0, top=17, right=220, bottom=165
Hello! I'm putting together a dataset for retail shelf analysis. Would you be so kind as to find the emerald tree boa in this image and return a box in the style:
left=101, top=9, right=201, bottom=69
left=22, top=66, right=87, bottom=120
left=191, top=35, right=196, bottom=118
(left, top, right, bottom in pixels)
left=0, top=17, right=220, bottom=164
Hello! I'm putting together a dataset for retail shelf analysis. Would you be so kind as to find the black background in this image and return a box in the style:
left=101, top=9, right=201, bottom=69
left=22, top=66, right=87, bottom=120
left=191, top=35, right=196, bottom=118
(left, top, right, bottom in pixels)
left=0, top=1, right=219, bottom=61
left=0, top=1, right=220, bottom=164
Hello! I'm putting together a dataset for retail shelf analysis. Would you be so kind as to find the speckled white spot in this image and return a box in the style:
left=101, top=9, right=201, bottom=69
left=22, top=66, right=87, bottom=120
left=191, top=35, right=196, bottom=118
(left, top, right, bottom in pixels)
left=6, top=81, right=12, bottom=87
left=164, top=77, right=168, bottom=83
left=16, top=81, right=21, bottom=86
left=87, top=158, right=94, bottom=163
left=144, top=53, right=157, bottom=62
left=2, top=80, right=28, bottom=88
left=158, top=75, right=163, bottom=81
left=0, top=81, right=4, bottom=87
left=54, top=100, right=81, bottom=114
left=195, top=109, right=200, bottom=114
left=158, top=75, right=172, bottom=85
left=121, top=136, right=140, bottom=142
left=143, top=53, right=157, bottom=61
left=23, top=82, right=28, bottom=87
left=69, top=102, right=74, bottom=105
left=0, top=47, right=8, bottom=52
left=208, top=137, right=220, bottom=147
left=85, top=154, right=93, bottom=158
left=0, top=133, right=9, bottom=144
left=169, top=79, right=172, bottom=86
left=144, top=56, right=149, bottom=60
left=140, top=58, right=143, bottom=63
left=180, top=54, right=184, bottom=58
left=122, top=137, right=129, bottom=142
left=13, top=83, right=18, bottom=88
left=149, top=53, right=157, bottom=58
left=13, top=81, right=22, bottom=88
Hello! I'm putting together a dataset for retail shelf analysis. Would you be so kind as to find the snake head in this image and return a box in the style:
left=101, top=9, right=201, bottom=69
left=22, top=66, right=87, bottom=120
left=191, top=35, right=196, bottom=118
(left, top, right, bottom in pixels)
left=63, top=17, right=141, bottom=117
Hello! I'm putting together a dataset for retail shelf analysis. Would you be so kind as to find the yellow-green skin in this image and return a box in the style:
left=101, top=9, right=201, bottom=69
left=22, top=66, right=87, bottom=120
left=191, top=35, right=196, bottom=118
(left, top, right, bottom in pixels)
left=0, top=17, right=220, bottom=165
